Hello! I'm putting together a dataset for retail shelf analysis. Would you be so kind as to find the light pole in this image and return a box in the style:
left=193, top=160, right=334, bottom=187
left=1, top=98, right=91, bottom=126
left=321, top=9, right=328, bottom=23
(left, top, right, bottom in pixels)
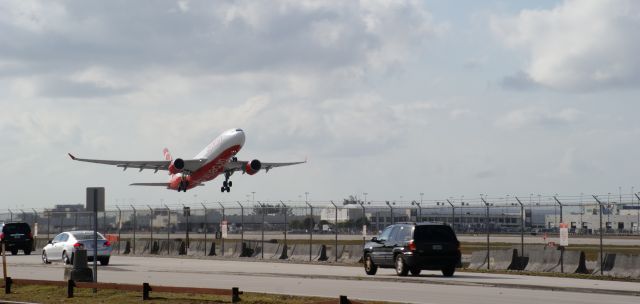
left=385, top=201, right=394, bottom=225
left=446, top=199, right=455, bottom=232
left=553, top=196, right=563, bottom=226
left=514, top=197, right=525, bottom=256
left=330, top=201, right=338, bottom=262
left=358, top=200, right=367, bottom=245
left=481, top=195, right=491, bottom=270
left=411, top=201, right=422, bottom=222
left=593, top=195, right=605, bottom=275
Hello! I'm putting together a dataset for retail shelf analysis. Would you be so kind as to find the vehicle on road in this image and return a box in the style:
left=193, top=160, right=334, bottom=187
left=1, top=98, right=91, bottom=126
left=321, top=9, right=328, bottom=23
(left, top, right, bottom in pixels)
left=41, top=231, right=112, bottom=265
left=69, top=128, right=305, bottom=192
left=363, top=222, right=461, bottom=277
left=0, top=222, right=34, bottom=255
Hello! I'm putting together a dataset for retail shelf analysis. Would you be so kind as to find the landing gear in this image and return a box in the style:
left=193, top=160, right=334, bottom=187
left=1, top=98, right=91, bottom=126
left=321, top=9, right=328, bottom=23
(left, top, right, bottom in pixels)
left=221, top=172, right=232, bottom=193
left=177, top=176, right=189, bottom=192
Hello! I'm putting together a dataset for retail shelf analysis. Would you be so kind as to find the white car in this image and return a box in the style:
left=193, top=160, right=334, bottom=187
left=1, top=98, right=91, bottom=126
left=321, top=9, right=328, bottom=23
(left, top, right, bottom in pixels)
left=42, top=231, right=112, bottom=265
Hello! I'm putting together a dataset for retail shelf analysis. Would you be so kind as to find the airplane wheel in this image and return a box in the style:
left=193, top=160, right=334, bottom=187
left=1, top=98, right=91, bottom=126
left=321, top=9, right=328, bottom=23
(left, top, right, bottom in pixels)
left=228, top=181, right=232, bottom=187
left=225, top=187, right=231, bottom=192
left=223, top=181, right=228, bottom=187
left=220, top=187, right=225, bottom=192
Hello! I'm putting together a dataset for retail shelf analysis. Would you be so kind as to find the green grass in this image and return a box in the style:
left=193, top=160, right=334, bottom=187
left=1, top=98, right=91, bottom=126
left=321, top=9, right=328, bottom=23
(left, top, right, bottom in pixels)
left=0, top=281, right=391, bottom=304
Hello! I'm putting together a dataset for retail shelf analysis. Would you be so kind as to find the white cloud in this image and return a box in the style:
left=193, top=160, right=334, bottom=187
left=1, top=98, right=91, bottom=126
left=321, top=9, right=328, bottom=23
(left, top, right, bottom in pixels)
left=495, top=107, right=581, bottom=129
left=491, top=0, right=640, bottom=91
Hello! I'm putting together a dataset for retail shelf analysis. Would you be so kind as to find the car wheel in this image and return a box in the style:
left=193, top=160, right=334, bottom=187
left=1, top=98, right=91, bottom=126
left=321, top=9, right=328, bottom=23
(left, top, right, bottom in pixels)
left=395, top=254, right=409, bottom=276
left=364, top=254, right=378, bottom=275
left=62, top=251, right=71, bottom=265
left=442, top=266, right=455, bottom=277
left=410, top=267, right=421, bottom=276
left=99, top=257, right=110, bottom=266
left=42, top=250, right=51, bottom=264
left=11, top=250, right=19, bottom=255
left=24, top=246, right=32, bottom=255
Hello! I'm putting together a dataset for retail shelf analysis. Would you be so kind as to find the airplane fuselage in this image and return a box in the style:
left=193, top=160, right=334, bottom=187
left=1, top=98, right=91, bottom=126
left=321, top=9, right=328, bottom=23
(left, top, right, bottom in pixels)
left=169, top=128, right=245, bottom=191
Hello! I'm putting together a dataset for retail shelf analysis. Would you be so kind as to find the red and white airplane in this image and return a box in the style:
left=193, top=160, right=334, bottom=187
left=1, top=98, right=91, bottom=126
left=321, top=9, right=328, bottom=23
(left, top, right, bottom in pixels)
left=68, top=128, right=305, bottom=192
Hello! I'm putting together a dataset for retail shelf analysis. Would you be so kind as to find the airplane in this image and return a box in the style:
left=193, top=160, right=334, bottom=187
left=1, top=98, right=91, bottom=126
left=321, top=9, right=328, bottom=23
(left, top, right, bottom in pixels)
left=68, top=128, right=305, bottom=192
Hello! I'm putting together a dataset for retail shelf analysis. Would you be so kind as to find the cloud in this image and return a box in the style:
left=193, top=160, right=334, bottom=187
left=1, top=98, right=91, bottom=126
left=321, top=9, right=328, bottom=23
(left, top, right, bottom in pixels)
left=491, top=0, right=640, bottom=91
left=495, top=107, right=581, bottom=129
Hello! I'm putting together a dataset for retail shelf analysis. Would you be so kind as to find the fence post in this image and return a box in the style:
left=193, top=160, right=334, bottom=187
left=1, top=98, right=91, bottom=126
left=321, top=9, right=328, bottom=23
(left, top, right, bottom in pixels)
left=257, top=201, right=265, bottom=259
left=236, top=202, right=244, bottom=245
left=143, top=282, right=151, bottom=300
left=232, top=287, right=241, bottom=303
left=116, top=206, right=122, bottom=254
left=164, top=204, right=171, bottom=255
left=281, top=201, right=288, bottom=248
left=4, top=277, right=11, bottom=294
left=218, top=202, right=225, bottom=257
left=592, top=195, right=604, bottom=275
left=330, top=201, right=338, bottom=262
left=131, top=205, right=137, bottom=255
left=201, top=203, right=208, bottom=256
left=67, top=279, right=75, bottom=298
left=305, top=202, right=313, bottom=261
left=481, top=197, right=491, bottom=270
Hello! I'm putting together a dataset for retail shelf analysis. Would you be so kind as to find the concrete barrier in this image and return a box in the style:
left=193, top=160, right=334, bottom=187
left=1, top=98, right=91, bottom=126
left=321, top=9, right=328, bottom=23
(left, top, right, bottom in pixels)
left=324, top=244, right=342, bottom=262
left=34, top=239, right=49, bottom=252
left=524, top=247, right=561, bottom=272
left=222, top=241, right=240, bottom=257
left=546, top=250, right=588, bottom=274
left=608, top=254, right=640, bottom=278
left=316, top=245, right=328, bottom=261
left=150, top=241, right=159, bottom=255
left=467, top=250, right=487, bottom=269
left=123, top=240, right=131, bottom=254
left=262, top=243, right=280, bottom=259
left=488, top=249, right=516, bottom=270
left=208, top=242, right=216, bottom=256
left=592, top=253, right=616, bottom=275
left=338, top=245, right=362, bottom=263
left=279, top=244, right=294, bottom=260
left=186, top=240, right=206, bottom=256
left=288, top=243, right=312, bottom=261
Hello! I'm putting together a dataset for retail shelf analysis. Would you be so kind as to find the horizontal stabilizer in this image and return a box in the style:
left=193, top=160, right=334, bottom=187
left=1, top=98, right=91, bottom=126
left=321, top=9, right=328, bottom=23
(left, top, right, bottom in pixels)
left=130, top=183, right=170, bottom=187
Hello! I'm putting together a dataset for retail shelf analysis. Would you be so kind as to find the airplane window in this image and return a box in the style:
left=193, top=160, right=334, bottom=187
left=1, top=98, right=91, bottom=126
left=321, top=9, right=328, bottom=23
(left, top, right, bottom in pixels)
left=235, top=129, right=243, bottom=132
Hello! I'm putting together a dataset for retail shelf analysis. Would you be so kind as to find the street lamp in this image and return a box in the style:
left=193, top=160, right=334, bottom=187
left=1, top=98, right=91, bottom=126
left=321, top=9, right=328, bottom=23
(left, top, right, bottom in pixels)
left=385, top=201, right=395, bottom=225
left=446, top=199, right=455, bottom=232
left=411, top=201, right=422, bottom=222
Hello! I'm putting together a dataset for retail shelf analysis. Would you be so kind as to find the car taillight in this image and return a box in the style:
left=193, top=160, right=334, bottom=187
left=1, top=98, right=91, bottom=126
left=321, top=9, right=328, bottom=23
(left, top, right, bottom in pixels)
left=27, top=232, right=33, bottom=239
left=408, top=240, right=417, bottom=251
left=104, top=241, right=111, bottom=247
left=0, top=232, right=4, bottom=240
left=73, top=243, right=84, bottom=248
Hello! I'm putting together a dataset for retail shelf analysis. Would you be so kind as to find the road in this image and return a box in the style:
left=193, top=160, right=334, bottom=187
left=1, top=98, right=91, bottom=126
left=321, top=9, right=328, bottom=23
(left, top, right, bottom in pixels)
left=3, top=254, right=640, bottom=303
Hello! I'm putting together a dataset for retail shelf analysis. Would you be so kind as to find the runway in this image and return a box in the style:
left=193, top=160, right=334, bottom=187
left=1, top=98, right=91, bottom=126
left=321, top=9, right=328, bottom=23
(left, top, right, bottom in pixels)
left=3, top=254, right=640, bottom=303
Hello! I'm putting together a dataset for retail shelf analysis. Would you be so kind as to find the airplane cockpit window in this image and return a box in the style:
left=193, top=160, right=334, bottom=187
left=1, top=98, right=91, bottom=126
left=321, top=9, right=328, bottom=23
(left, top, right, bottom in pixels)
left=235, top=128, right=243, bottom=132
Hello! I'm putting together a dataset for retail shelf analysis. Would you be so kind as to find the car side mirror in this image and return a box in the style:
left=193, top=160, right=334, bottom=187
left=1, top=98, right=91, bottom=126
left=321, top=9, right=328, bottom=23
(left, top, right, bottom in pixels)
left=47, top=240, right=53, bottom=244
left=371, top=237, right=379, bottom=243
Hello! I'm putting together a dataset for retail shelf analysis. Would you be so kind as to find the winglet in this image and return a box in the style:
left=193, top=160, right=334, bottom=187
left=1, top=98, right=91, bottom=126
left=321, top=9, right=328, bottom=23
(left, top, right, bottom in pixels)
left=68, top=153, right=77, bottom=160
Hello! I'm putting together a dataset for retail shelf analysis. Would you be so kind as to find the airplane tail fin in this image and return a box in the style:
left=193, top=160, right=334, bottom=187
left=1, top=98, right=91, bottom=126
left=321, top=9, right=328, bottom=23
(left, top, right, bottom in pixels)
left=163, top=148, right=172, bottom=161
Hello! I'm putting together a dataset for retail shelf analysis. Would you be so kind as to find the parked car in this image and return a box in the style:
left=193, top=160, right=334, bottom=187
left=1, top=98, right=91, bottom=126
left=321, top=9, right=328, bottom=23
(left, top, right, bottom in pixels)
left=363, top=223, right=461, bottom=277
left=0, top=222, right=34, bottom=255
left=42, top=231, right=112, bottom=265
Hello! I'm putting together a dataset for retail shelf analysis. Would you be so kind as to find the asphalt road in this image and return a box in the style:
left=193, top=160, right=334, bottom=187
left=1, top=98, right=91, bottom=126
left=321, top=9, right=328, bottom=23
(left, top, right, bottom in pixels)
left=3, top=254, right=640, bottom=304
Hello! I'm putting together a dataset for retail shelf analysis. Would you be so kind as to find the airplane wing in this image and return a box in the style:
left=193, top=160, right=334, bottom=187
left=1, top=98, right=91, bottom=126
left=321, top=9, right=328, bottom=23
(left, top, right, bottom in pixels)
left=68, top=153, right=207, bottom=173
left=224, top=159, right=306, bottom=173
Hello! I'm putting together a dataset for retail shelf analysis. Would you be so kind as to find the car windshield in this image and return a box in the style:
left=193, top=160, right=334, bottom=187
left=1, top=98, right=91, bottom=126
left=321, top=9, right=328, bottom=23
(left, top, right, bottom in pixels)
left=72, top=232, right=106, bottom=240
left=2, top=224, right=30, bottom=234
left=413, top=225, right=456, bottom=242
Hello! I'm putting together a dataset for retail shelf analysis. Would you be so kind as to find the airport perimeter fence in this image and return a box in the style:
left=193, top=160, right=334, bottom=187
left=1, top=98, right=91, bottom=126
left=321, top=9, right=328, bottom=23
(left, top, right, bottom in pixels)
left=2, top=193, right=640, bottom=252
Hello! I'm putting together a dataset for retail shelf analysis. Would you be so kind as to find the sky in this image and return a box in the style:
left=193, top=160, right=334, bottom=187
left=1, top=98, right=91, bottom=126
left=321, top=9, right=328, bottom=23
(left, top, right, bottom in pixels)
left=1, top=0, right=639, bottom=209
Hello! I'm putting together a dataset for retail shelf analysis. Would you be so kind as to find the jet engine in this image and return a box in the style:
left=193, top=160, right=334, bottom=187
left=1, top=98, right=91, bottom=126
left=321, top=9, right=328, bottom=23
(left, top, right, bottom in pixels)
left=244, top=159, right=262, bottom=175
left=168, top=158, right=185, bottom=174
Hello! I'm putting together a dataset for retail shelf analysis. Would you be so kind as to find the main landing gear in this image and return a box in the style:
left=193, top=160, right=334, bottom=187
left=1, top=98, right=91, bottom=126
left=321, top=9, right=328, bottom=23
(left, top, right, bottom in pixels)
left=221, top=172, right=232, bottom=193
left=178, top=175, right=189, bottom=192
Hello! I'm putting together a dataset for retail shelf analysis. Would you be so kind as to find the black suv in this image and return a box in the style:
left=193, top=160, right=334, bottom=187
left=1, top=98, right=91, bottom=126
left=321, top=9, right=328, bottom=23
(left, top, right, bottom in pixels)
left=363, top=223, right=460, bottom=277
left=1, top=222, right=34, bottom=255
